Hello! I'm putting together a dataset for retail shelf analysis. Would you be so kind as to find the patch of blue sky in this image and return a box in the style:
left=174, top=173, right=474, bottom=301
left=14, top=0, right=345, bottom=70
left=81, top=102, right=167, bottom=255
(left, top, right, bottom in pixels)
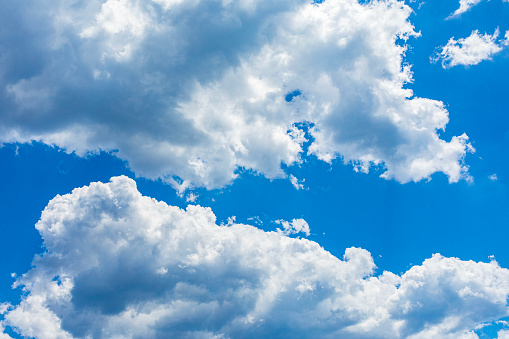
left=475, top=317, right=509, bottom=338
left=1, top=138, right=508, bottom=300
left=284, top=89, right=302, bottom=102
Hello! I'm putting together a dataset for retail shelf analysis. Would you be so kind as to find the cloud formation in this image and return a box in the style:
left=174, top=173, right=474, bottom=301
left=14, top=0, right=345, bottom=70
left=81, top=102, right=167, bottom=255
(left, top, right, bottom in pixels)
left=448, top=0, right=509, bottom=18
left=3, top=177, right=509, bottom=338
left=275, top=218, right=310, bottom=236
left=432, top=29, right=506, bottom=68
left=448, top=0, right=483, bottom=18
left=0, top=0, right=473, bottom=189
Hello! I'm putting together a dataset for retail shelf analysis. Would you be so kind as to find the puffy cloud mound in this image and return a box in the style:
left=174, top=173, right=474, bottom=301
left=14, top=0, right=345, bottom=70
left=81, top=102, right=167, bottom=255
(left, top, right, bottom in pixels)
left=0, top=0, right=473, bottom=189
left=3, top=177, right=509, bottom=338
left=432, top=30, right=505, bottom=68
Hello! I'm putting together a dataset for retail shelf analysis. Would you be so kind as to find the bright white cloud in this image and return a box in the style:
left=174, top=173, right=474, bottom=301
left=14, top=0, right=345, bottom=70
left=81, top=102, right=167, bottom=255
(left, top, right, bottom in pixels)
left=0, top=0, right=474, bottom=188
left=431, top=29, right=504, bottom=68
left=448, top=0, right=483, bottom=18
left=289, top=174, right=305, bottom=190
left=3, top=177, right=509, bottom=338
left=448, top=0, right=509, bottom=18
left=275, top=218, right=310, bottom=236
left=432, top=30, right=504, bottom=68
left=489, top=174, right=498, bottom=181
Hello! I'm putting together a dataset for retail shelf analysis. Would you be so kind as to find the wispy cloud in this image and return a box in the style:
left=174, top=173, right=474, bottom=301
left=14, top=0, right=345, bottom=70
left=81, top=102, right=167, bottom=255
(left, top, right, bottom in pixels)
left=448, top=0, right=483, bottom=19
left=448, top=0, right=509, bottom=18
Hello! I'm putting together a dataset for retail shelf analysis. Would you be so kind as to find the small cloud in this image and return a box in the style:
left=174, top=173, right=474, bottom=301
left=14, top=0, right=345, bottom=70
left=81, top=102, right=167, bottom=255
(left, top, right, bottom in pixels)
left=289, top=174, right=305, bottom=190
left=156, top=267, right=168, bottom=275
left=504, top=30, right=509, bottom=47
left=275, top=218, right=310, bottom=237
left=432, top=29, right=504, bottom=68
left=489, top=174, right=498, bottom=181
left=447, top=0, right=483, bottom=19
left=247, top=216, right=263, bottom=226
left=186, top=192, right=198, bottom=202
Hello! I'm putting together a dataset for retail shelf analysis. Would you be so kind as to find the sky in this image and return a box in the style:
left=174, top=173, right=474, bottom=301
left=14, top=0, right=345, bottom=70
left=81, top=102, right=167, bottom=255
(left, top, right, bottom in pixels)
left=0, top=0, right=509, bottom=338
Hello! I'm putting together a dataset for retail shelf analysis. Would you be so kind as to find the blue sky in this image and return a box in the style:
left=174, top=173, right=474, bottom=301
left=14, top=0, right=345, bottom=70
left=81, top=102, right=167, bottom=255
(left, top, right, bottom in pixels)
left=1, top=0, right=509, bottom=338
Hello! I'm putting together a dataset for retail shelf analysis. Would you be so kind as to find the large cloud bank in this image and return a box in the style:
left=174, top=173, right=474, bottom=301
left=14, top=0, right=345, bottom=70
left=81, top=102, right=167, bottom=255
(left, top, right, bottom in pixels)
left=0, top=0, right=473, bottom=189
left=2, top=176, right=509, bottom=338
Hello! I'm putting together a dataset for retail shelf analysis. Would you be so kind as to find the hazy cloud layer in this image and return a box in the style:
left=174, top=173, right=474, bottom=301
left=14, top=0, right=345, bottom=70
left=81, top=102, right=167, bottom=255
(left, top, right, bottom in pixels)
left=0, top=0, right=473, bottom=189
left=432, top=29, right=506, bottom=68
left=3, top=177, right=509, bottom=338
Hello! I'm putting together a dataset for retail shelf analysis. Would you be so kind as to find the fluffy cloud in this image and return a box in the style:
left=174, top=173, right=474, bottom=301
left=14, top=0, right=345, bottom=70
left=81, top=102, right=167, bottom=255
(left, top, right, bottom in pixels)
left=3, top=177, right=509, bottom=338
left=0, top=0, right=473, bottom=189
left=432, top=29, right=505, bottom=68
left=275, top=218, right=310, bottom=236
left=0, top=304, right=13, bottom=339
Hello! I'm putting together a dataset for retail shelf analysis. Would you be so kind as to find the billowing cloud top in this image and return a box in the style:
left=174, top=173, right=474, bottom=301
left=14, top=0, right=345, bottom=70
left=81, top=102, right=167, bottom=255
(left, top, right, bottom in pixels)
left=0, top=0, right=473, bottom=189
left=3, top=176, right=509, bottom=338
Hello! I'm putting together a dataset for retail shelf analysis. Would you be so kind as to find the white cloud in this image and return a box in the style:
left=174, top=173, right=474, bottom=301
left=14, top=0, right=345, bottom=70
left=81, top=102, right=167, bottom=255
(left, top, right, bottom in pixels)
left=0, top=304, right=13, bottom=339
left=448, top=0, right=483, bottom=18
left=448, top=0, right=509, bottom=18
left=275, top=218, right=310, bottom=236
left=432, top=29, right=504, bottom=68
left=289, top=174, right=305, bottom=190
left=186, top=192, right=199, bottom=203
left=3, top=177, right=509, bottom=338
left=0, top=0, right=473, bottom=189
left=489, top=174, right=498, bottom=181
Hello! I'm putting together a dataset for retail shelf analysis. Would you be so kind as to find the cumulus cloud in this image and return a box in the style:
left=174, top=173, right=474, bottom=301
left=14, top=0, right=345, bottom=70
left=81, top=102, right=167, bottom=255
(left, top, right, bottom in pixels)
left=432, top=29, right=505, bottom=68
left=0, top=304, right=13, bottom=339
left=3, top=177, right=509, bottom=338
left=0, top=0, right=473, bottom=189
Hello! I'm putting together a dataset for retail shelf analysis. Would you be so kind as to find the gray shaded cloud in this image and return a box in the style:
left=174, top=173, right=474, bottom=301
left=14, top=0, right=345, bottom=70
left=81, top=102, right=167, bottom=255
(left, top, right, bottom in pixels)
left=3, top=177, right=509, bottom=338
left=0, top=0, right=473, bottom=188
